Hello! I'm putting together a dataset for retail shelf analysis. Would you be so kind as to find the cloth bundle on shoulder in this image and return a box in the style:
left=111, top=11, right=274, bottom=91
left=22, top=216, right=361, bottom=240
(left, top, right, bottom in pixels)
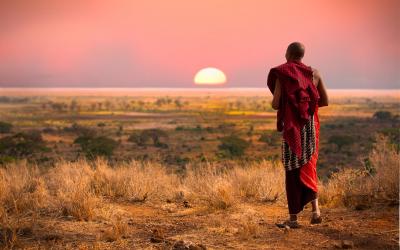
left=267, top=61, right=319, bottom=159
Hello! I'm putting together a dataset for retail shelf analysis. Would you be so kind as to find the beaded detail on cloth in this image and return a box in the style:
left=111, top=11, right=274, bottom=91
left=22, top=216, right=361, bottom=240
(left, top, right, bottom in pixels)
left=282, top=114, right=316, bottom=171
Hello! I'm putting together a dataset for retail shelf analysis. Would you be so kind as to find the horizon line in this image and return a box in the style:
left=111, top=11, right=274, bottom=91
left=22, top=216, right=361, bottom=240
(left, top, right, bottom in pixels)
left=0, top=87, right=399, bottom=90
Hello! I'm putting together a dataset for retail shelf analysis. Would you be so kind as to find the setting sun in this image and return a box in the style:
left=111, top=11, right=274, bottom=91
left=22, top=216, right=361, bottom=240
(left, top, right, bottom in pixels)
left=194, top=67, right=227, bottom=85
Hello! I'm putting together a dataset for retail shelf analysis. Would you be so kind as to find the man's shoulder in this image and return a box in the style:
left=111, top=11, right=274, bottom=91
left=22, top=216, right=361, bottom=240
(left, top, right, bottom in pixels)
left=312, top=68, right=321, bottom=78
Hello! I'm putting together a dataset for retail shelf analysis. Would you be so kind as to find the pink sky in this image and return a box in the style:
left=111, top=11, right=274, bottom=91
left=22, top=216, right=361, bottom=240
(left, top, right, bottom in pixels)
left=0, top=0, right=399, bottom=88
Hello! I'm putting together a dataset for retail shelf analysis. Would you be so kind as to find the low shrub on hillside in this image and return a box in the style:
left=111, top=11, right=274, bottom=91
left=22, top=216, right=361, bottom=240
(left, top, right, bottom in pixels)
left=74, top=136, right=118, bottom=159
left=373, top=111, right=392, bottom=120
left=218, top=135, right=250, bottom=157
left=0, top=131, right=48, bottom=160
left=0, top=122, right=12, bottom=134
left=128, top=129, right=168, bottom=148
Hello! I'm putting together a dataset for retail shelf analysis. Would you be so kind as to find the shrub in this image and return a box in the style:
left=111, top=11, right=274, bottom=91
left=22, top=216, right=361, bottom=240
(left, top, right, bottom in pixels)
left=0, top=131, right=47, bottom=158
left=97, top=122, right=106, bottom=128
left=379, top=127, right=400, bottom=149
left=63, top=123, right=96, bottom=136
left=373, top=111, right=392, bottom=120
left=328, top=135, right=355, bottom=152
left=128, top=129, right=168, bottom=147
left=218, top=135, right=250, bottom=157
left=0, top=122, right=12, bottom=134
left=74, top=136, right=118, bottom=159
left=258, top=131, right=281, bottom=146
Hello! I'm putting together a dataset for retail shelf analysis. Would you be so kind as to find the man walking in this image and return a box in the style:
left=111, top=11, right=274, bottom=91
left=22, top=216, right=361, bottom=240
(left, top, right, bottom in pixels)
left=267, top=42, right=329, bottom=228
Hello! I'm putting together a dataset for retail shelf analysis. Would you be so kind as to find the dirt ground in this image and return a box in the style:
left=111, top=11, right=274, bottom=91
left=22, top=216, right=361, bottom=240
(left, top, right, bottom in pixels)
left=14, top=201, right=399, bottom=249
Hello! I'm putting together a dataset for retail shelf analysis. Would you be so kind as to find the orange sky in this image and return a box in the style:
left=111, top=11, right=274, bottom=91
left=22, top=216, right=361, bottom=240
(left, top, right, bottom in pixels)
left=0, top=0, right=399, bottom=88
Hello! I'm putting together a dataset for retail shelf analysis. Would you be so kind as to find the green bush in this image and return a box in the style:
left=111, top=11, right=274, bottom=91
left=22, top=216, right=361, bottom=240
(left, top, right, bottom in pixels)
left=74, top=136, right=118, bottom=159
left=128, top=129, right=168, bottom=147
left=218, top=135, right=250, bottom=157
left=0, top=121, right=12, bottom=133
left=373, top=111, right=392, bottom=120
left=0, top=131, right=47, bottom=158
left=64, top=123, right=96, bottom=136
left=258, top=131, right=281, bottom=146
left=328, top=135, right=355, bottom=152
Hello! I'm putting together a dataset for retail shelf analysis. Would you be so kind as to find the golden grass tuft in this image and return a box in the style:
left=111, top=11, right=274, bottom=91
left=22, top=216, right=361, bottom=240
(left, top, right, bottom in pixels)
left=102, top=216, right=128, bottom=242
left=0, top=162, right=49, bottom=216
left=183, top=161, right=285, bottom=210
left=236, top=215, right=262, bottom=240
left=91, top=159, right=180, bottom=202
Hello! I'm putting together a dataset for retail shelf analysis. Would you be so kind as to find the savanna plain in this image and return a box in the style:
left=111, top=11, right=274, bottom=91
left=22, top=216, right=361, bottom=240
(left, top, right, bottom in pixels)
left=0, top=88, right=398, bottom=249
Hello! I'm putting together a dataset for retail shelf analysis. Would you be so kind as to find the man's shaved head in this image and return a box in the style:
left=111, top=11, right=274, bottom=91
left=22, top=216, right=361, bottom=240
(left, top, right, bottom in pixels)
left=286, top=42, right=305, bottom=61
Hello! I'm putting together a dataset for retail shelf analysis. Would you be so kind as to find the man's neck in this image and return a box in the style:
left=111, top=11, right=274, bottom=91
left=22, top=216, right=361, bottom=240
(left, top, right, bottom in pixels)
left=287, top=59, right=302, bottom=63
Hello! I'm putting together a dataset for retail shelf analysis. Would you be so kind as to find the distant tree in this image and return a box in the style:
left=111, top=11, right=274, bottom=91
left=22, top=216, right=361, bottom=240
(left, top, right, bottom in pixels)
left=64, top=123, right=96, bottom=137
left=174, top=99, right=183, bottom=109
left=218, top=122, right=236, bottom=131
left=116, top=125, right=123, bottom=137
left=247, top=125, right=254, bottom=136
left=155, top=98, right=166, bottom=107
left=90, top=103, right=97, bottom=111
left=50, top=102, right=65, bottom=112
left=128, top=132, right=141, bottom=145
left=218, top=135, right=250, bottom=157
left=105, top=100, right=113, bottom=111
left=128, top=129, right=168, bottom=148
left=74, top=135, right=118, bottom=159
left=0, top=122, right=12, bottom=134
left=373, top=111, right=392, bottom=121
left=70, top=99, right=78, bottom=112
left=328, top=135, right=355, bottom=152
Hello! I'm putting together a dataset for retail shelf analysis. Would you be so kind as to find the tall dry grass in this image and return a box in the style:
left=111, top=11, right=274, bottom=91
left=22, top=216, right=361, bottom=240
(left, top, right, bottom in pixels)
left=183, top=161, right=284, bottom=210
left=0, top=136, right=398, bottom=246
left=319, top=135, right=399, bottom=208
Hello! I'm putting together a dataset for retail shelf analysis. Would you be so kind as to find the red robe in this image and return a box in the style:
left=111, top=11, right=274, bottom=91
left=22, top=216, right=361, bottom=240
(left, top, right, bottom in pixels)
left=267, top=61, right=320, bottom=193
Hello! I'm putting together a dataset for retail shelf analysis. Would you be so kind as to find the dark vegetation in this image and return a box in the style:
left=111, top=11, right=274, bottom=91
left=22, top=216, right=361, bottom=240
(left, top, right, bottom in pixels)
left=0, top=91, right=398, bottom=178
left=0, top=130, right=48, bottom=163
left=0, top=122, right=12, bottom=134
left=218, top=135, right=250, bottom=157
left=74, top=135, right=118, bottom=159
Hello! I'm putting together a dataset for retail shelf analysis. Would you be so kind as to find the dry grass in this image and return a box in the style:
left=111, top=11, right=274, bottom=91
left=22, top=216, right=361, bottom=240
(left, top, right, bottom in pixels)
left=0, top=162, right=48, bottom=216
left=0, top=136, right=398, bottom=247
left=91, top=159, right=180, bottom=202
left=183, top=160, right=284, bottom=210
left=102, top=216, right=128, bottom=242
left=319, top=135, right=399, bottom=208
left=236, top=215, right=262, bottom=240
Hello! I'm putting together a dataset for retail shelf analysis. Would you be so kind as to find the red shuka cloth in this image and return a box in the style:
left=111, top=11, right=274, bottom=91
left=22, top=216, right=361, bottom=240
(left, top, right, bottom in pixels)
left=267, top=61, right=320, bottom=192
left=301, top=106, right=319, bottom=192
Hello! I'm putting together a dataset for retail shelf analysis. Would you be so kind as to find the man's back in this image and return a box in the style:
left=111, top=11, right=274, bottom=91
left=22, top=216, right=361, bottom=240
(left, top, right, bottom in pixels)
left=311, top=68, right=329, bottom=107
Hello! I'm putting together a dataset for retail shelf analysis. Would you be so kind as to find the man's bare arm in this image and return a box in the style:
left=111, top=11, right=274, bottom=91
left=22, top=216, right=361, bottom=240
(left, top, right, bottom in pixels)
left=272, top=79, right=281, bottom=110
left=314, top=70, right=329, bottom=107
